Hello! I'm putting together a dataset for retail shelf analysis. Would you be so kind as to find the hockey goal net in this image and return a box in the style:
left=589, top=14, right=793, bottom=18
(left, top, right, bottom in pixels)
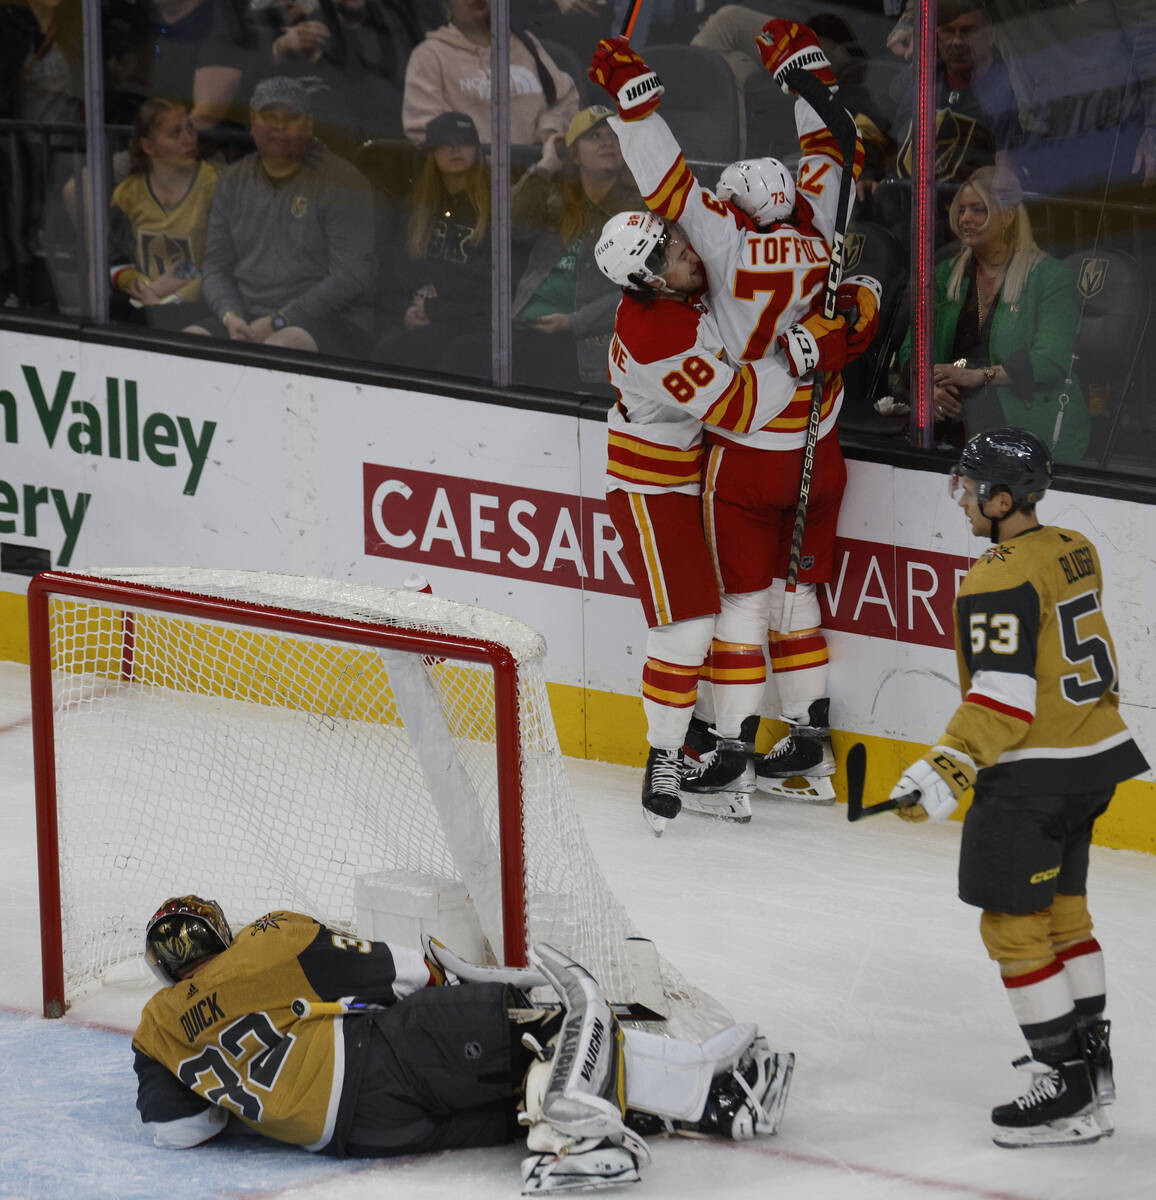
left=30, top=568, right=727, bottom=1035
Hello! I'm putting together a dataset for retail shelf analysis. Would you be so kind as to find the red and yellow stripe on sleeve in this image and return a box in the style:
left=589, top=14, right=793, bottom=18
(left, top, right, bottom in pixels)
left=701, top=365, right=759, bottom=433
left=758, top=374, right=840, bottom=434
left=607, top=429, right=704, bottom=488
left=645, top=154, right=695, bottom=222
left=799, top=127, right=866, bottom=181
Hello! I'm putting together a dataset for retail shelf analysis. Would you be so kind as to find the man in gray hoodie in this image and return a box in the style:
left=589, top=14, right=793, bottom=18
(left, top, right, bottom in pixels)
left=188, top=76, right=374, bottom=354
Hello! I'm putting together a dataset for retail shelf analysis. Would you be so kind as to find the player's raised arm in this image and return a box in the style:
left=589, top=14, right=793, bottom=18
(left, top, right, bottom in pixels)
left=589, top=38, right=751, bottom=279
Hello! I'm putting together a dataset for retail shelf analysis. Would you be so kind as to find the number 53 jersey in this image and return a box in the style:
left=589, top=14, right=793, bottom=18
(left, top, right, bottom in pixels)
left=942, top=526, right=1148, bottom=795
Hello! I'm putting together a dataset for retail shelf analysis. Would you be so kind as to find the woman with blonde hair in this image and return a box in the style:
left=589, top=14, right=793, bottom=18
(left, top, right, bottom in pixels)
left=911, top=164, right=1089, bottom=461
left=374, top=111, right=491, bottom=375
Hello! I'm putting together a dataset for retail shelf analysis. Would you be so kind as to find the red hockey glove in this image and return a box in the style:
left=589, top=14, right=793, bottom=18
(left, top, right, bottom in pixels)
left=755, top=20, right=838, bottom=97
left=776, top=311, right=848, bottom=377
left=589, top=36, right=664, bottom=121
left=836, top=274, right=882, bottom=361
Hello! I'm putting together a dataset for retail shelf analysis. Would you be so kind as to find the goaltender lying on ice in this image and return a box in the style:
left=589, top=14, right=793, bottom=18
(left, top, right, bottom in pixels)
left=134, top=896, right=795, bottom=1193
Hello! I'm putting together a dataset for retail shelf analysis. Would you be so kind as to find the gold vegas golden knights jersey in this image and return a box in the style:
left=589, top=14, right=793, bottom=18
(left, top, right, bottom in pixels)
left=133, top=911, right=423, bottom=1154
left=109, top=162, right=218, bottom=302
left=940, top=525, right=1148, bottom=795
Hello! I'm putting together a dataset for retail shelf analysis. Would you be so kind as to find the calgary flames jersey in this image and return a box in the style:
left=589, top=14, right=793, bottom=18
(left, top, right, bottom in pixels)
left=608, top=99, right=864, bottom=450
left=941, top=525, right=1148, bottom=794
left=605, top=289, right=807, bottom=494
left=133, top=911, right=429, bottom=1154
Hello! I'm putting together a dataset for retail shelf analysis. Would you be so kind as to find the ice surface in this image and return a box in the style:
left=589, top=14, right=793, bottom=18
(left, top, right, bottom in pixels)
left=3, top=661, right=1154, bottom=1199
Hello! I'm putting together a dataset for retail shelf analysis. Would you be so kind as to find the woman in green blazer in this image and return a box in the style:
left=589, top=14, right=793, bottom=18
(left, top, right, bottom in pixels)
left=903, top=165, right=1089, bottom=461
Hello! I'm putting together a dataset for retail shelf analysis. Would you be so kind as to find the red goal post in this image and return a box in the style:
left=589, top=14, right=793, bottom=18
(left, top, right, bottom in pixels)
left=28, top=568, right=727, bottom=1037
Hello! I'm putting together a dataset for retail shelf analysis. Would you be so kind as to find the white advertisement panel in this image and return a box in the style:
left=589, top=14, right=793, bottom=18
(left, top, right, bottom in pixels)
left=1, top=329, right=1151, bottom=766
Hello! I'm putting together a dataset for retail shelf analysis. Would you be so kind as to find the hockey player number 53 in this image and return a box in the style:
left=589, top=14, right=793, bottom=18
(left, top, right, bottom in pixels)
left=1057, top=591, right=1116, bottom=704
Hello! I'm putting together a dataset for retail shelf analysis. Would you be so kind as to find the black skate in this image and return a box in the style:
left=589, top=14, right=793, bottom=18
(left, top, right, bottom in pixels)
left=641, top=747, right=683, bottom=836
left=991, top=1057, right=1110, bottom=1148
left=681, top=718, right=753, bottom=822
left=689, top=1038, right=795, bottom=1139
left=1081, top=1018, right=1114, bottom=1105
left=754, top=698, right=835, bottom=804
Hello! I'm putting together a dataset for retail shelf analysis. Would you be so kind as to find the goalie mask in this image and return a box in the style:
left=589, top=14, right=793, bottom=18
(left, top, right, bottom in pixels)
left=595, top=211, right=670, bottom=290
left=952, top=426, right=1052, bottom=508
left=145, top=895, right=233, bottom=984
left=716, top=158, right=795, bottom=226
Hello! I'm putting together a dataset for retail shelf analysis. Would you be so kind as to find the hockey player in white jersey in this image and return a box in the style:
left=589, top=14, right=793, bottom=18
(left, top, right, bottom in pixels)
left=594, top=209, right=818, bottom=831
left=590, top=22, right=880, bottom=804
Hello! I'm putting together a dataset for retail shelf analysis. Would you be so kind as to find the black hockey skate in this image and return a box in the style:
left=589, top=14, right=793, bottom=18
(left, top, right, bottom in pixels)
left=691, top=1038, right=795, bottom=1139
left=1081, top=1018, right=1114, bottom=1105
left=754, top=698, right=835, bottom=804
left=641, top=747, right=683, bottom=836
left=680, top=718, right=754, bottom=823
left=990, top=1057, right=1110, bottom=1148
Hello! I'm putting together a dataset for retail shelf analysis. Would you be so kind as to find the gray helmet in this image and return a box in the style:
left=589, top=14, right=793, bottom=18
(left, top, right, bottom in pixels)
left=955, top=427, right=1052, bottom=507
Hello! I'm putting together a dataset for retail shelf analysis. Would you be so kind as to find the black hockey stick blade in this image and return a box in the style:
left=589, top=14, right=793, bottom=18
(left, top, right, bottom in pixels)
left=845, top=741, right=866, bottom=821
left=844, top=741, right=921, bottom=821
left=610, top=1000, right=668, bottom=1022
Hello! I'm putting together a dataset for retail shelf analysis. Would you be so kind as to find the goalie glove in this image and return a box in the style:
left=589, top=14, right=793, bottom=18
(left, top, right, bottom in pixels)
left=589, top=37, right=664, bottom=122
left=889, top=745, right=976, bottom=823
left=755, top=20, right=838, bottom=97
left=835, top=274, right=882, bottom=361
left=776, top=311, right=849, bottom=377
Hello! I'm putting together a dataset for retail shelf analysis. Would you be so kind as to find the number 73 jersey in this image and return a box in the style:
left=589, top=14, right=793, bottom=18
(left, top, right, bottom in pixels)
left=941, top=526, right=1148, bottom=795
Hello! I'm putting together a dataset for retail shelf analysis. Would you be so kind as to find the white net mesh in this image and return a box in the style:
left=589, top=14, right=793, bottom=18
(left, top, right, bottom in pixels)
left=38, top=568, right=728, bottom=1037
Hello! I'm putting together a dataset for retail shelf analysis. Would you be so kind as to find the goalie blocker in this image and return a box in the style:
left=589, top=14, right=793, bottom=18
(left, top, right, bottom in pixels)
left=518, top=943, right=795, bottom=1193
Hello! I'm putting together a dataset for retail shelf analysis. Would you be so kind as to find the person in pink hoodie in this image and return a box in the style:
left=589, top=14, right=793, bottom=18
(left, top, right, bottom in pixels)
left=402, top=0, right=579, bottom=146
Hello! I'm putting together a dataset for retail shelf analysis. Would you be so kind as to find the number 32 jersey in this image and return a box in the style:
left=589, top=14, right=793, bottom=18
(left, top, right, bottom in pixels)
left=133, top=911, right=430, bottom=1153
left=942, top=525, right=1148, bottom=795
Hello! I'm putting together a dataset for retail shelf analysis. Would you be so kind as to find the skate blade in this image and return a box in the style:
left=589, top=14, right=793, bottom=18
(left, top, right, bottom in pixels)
left=992, top=1107, right=1112, bottom=1148
left=680, top=790, right=752, bottom=823
left=642, top=807, right=671, bottom=837
left=754, top=774, right=836, bottom=805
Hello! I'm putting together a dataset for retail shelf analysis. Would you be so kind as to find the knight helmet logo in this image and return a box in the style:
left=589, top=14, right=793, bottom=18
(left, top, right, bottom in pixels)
left=843, top=232, right=865, bottom=273
left=1077, top=257, right=1109, bottom=300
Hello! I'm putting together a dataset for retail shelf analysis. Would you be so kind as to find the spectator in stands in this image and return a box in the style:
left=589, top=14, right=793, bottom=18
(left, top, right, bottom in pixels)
left=0, top=0, right=84, bottom=310
left=886, top=0, right=1156, bottom=194
left=188, top=75, right=374, bottom=353
left=507, top=104, right=641, bottom=394
left=109, top=97, right=219, bottom=332
left=372, top=111, right=491, bottom=374
left=866, top=0, right=1022, bottom=234
left=254, top=0, right=419, bottom=155
left=401, top=0, right=579, bottom=146
left=900, top=165, right=1090, bottom=462
left=104, top=0, right=261, bottom=138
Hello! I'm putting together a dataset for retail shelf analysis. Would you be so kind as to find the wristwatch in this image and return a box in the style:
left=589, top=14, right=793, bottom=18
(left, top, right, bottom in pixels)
left=271, top=312, right=288, bottom=332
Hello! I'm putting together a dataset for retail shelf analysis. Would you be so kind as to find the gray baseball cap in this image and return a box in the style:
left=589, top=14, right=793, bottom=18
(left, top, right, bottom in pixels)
left=250, top=76, right=311, bottom=116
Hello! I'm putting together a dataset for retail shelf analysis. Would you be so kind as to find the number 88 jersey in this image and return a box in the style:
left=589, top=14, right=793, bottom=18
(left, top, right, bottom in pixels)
left=943, top=526, right=1147, bottom=795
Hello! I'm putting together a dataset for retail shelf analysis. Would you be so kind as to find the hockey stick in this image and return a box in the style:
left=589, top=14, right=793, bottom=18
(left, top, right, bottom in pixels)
left=777, top=70, right=859, bottom=635
left=618, top=0, right=646, bottom=38
left=844, top=741, right=919, bottom=821
left=291, top=996, right=667, bottom=1022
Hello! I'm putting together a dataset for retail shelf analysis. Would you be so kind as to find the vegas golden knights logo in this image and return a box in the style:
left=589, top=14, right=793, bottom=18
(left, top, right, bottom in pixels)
left=1077, top=257, right=1109, bottom=300
left=844, top=232, right=866, bottom=273
left=291, top=195, right=309, bottom=219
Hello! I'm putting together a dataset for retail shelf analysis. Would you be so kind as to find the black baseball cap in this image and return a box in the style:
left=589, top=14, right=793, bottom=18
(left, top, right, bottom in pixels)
left=424, top=112, right=480, bottom=149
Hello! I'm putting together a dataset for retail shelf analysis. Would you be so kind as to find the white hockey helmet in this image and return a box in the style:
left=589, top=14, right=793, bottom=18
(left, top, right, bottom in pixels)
left=716, top=158, right=795, bottom=226
left=595, top=210, right=669, bottom=289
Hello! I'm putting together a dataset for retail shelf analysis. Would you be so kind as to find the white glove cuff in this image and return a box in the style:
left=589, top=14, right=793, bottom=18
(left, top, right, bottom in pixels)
left=617, top=71, right=663, bottom=114
left=779, top=323, right=820, bottom=375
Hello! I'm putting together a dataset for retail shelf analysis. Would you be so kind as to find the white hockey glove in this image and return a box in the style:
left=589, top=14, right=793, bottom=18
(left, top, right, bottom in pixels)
left=889, top=745, right=976, bottom=823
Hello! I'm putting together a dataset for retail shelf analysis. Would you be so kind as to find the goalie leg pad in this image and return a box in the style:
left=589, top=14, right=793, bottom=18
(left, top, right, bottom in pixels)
left=693, top=1037, right=795, bottom=1139
left=529, top=944, right=632, bottom=1144
left=622, top=1023, right=757, bottom=1122
left=521, top=1134, right=643, bottom=1194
